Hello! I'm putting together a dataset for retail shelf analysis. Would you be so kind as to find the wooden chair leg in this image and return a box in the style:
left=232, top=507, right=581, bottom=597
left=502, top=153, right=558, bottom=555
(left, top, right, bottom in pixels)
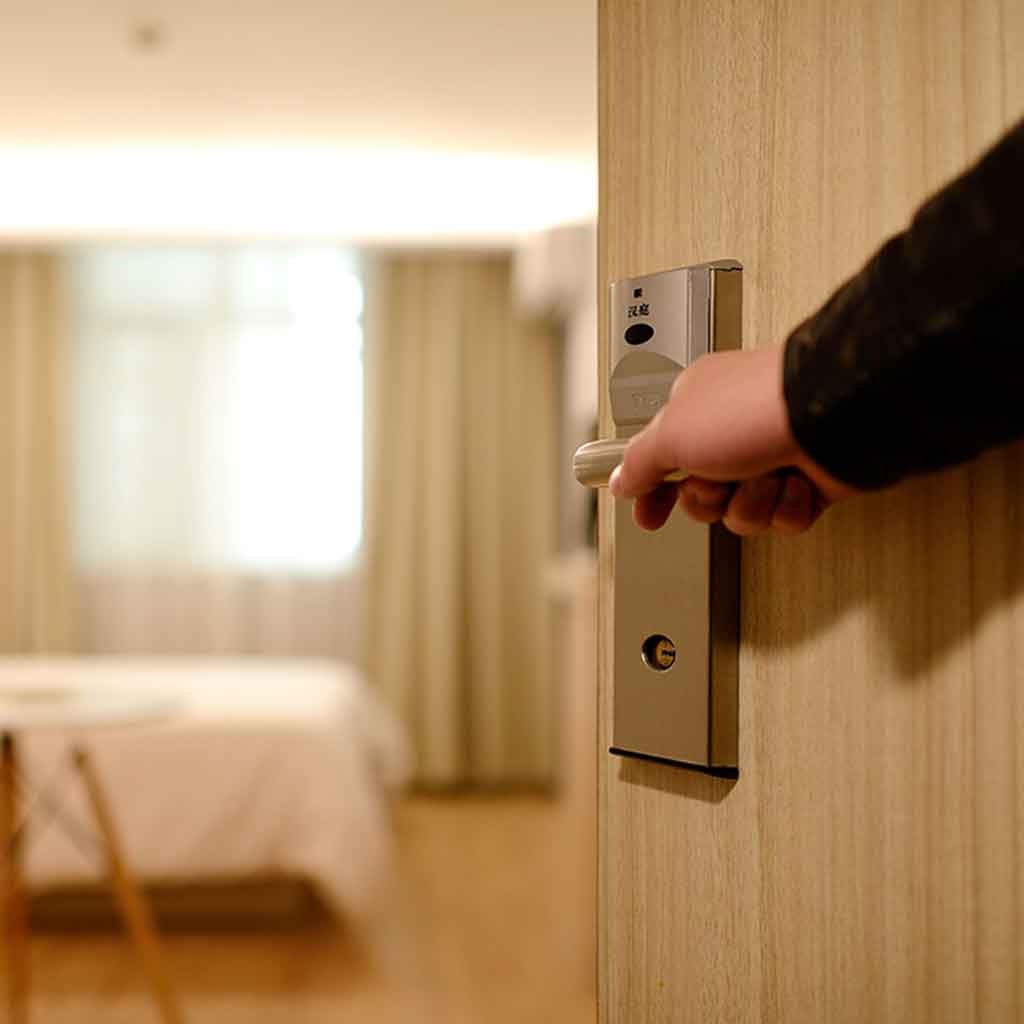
left=2, top=732, right=30, bottom=1024
left=73, top=746, right=184, bottom=1024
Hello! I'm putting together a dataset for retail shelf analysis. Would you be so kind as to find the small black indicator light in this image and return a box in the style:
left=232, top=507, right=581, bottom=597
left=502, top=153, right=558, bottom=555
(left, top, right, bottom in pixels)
left=633, top=287, right=643, bottom=298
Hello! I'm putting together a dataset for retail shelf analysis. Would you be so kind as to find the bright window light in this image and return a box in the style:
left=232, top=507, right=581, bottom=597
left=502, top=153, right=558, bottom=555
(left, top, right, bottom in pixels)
left=70, top=246, right=363, bottom=574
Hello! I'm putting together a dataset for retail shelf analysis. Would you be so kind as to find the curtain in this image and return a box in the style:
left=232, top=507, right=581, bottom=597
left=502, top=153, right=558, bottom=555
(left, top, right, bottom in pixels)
left=364, top=253, right=559, bottom=787
left=76, top=570, right=363, bottom=661
left=67, top=246, right=364, bottom=664
left=0, top=251, right=77, bottom=652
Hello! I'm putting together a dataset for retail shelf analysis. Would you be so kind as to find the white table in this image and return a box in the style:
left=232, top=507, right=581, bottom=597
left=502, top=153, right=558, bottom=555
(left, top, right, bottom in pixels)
left=0, top=685, right=184, bottom=1024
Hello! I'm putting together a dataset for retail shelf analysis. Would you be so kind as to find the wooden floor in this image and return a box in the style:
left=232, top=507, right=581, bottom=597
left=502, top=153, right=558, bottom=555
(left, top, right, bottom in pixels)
left=23, top=796, right=597, bottom=1024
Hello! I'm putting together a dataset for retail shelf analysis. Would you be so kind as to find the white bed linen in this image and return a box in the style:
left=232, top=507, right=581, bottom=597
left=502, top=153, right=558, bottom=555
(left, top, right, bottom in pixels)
left=0, top=657, right=411, bottom=919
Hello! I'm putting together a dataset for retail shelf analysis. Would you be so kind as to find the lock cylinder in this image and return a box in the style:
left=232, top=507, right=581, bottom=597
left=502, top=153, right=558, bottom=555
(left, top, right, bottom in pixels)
left=641, top=634, right=677, bottom=671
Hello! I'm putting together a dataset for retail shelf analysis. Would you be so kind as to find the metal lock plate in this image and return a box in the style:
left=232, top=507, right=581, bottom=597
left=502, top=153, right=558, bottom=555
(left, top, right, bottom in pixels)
left=607, top=260, right=741, bottom=776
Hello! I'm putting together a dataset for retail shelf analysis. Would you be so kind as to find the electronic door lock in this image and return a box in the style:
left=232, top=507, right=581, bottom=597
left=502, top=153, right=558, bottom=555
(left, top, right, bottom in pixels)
left=578, top=260, right=742, bottom=776
left=575, top=257, right=741, bottom=484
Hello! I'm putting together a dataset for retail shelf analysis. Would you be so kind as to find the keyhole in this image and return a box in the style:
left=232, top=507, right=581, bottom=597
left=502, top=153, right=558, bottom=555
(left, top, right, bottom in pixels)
left=642, top=634, right=676, bottom=672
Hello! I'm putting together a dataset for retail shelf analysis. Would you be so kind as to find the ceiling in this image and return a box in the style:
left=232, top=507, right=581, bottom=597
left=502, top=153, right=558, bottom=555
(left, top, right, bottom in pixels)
left=0, top=0, right=597, bottom=243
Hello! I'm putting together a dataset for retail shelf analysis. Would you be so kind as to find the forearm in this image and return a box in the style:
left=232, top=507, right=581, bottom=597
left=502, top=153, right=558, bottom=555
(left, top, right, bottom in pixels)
left=783, top=117, right=1024, bottom=490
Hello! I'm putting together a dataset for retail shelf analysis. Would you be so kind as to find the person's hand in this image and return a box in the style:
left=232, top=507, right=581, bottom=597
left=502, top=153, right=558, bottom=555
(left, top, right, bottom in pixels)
left=608, top=344, right=857, bottom=535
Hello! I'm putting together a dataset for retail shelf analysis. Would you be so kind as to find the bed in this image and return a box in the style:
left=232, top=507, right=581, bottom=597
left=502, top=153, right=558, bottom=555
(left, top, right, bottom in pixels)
left=0, top=656, right=411, bottom=921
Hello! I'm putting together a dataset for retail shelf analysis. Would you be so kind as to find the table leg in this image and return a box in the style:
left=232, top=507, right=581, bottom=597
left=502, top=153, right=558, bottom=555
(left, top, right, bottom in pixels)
left=73, top=747, right=184, bottom=1024
left=2, top=732, right=29, bottom=1024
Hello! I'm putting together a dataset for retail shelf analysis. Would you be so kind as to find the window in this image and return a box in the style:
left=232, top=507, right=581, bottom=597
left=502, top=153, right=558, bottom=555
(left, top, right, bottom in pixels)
left=70, top=246, right=363, bottom=574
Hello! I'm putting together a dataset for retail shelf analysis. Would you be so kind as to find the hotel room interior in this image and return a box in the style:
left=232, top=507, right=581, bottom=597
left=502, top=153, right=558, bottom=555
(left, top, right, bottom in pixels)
left=0, top=3, right=598, bottom=1022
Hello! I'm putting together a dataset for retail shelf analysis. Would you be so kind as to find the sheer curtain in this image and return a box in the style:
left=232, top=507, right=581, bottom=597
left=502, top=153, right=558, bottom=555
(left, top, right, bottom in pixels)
left=69, top=246, right=364, bottom=661
left=0, top=251, right=77, bottom=652
left=364, top=252, right=559, bottom=787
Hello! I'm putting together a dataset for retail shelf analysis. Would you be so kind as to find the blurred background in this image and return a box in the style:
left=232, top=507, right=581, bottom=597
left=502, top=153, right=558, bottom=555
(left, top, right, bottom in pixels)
left=0, top=2, right=597, bottom=1022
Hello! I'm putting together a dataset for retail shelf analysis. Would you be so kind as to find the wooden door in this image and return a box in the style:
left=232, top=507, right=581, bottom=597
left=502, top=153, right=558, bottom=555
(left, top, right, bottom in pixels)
left=598, top=2, right=1024, bottom=1021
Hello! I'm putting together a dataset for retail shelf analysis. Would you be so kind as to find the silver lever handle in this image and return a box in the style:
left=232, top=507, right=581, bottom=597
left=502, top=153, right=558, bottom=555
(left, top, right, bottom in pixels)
left=573, top=438, right=688, bottom=489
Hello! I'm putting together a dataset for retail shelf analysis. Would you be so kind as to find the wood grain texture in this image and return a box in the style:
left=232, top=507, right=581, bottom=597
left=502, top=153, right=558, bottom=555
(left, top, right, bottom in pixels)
left=598, top=2, right=1024, bottom=1021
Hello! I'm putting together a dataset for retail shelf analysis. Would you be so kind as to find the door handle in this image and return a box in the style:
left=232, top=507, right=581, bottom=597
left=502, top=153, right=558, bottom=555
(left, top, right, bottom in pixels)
left=573, top=438, right=688, bottom=489
left=583, top=259, right=742, bottom=776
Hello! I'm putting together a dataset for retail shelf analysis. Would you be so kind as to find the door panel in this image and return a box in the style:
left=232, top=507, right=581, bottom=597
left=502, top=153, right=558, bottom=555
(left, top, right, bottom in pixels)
left=598, top=2, right=1024, bottom=1021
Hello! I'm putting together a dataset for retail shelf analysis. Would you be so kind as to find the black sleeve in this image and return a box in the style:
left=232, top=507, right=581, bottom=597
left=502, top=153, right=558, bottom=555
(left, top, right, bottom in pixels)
left=782, top=117, right=1024, bottom=491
